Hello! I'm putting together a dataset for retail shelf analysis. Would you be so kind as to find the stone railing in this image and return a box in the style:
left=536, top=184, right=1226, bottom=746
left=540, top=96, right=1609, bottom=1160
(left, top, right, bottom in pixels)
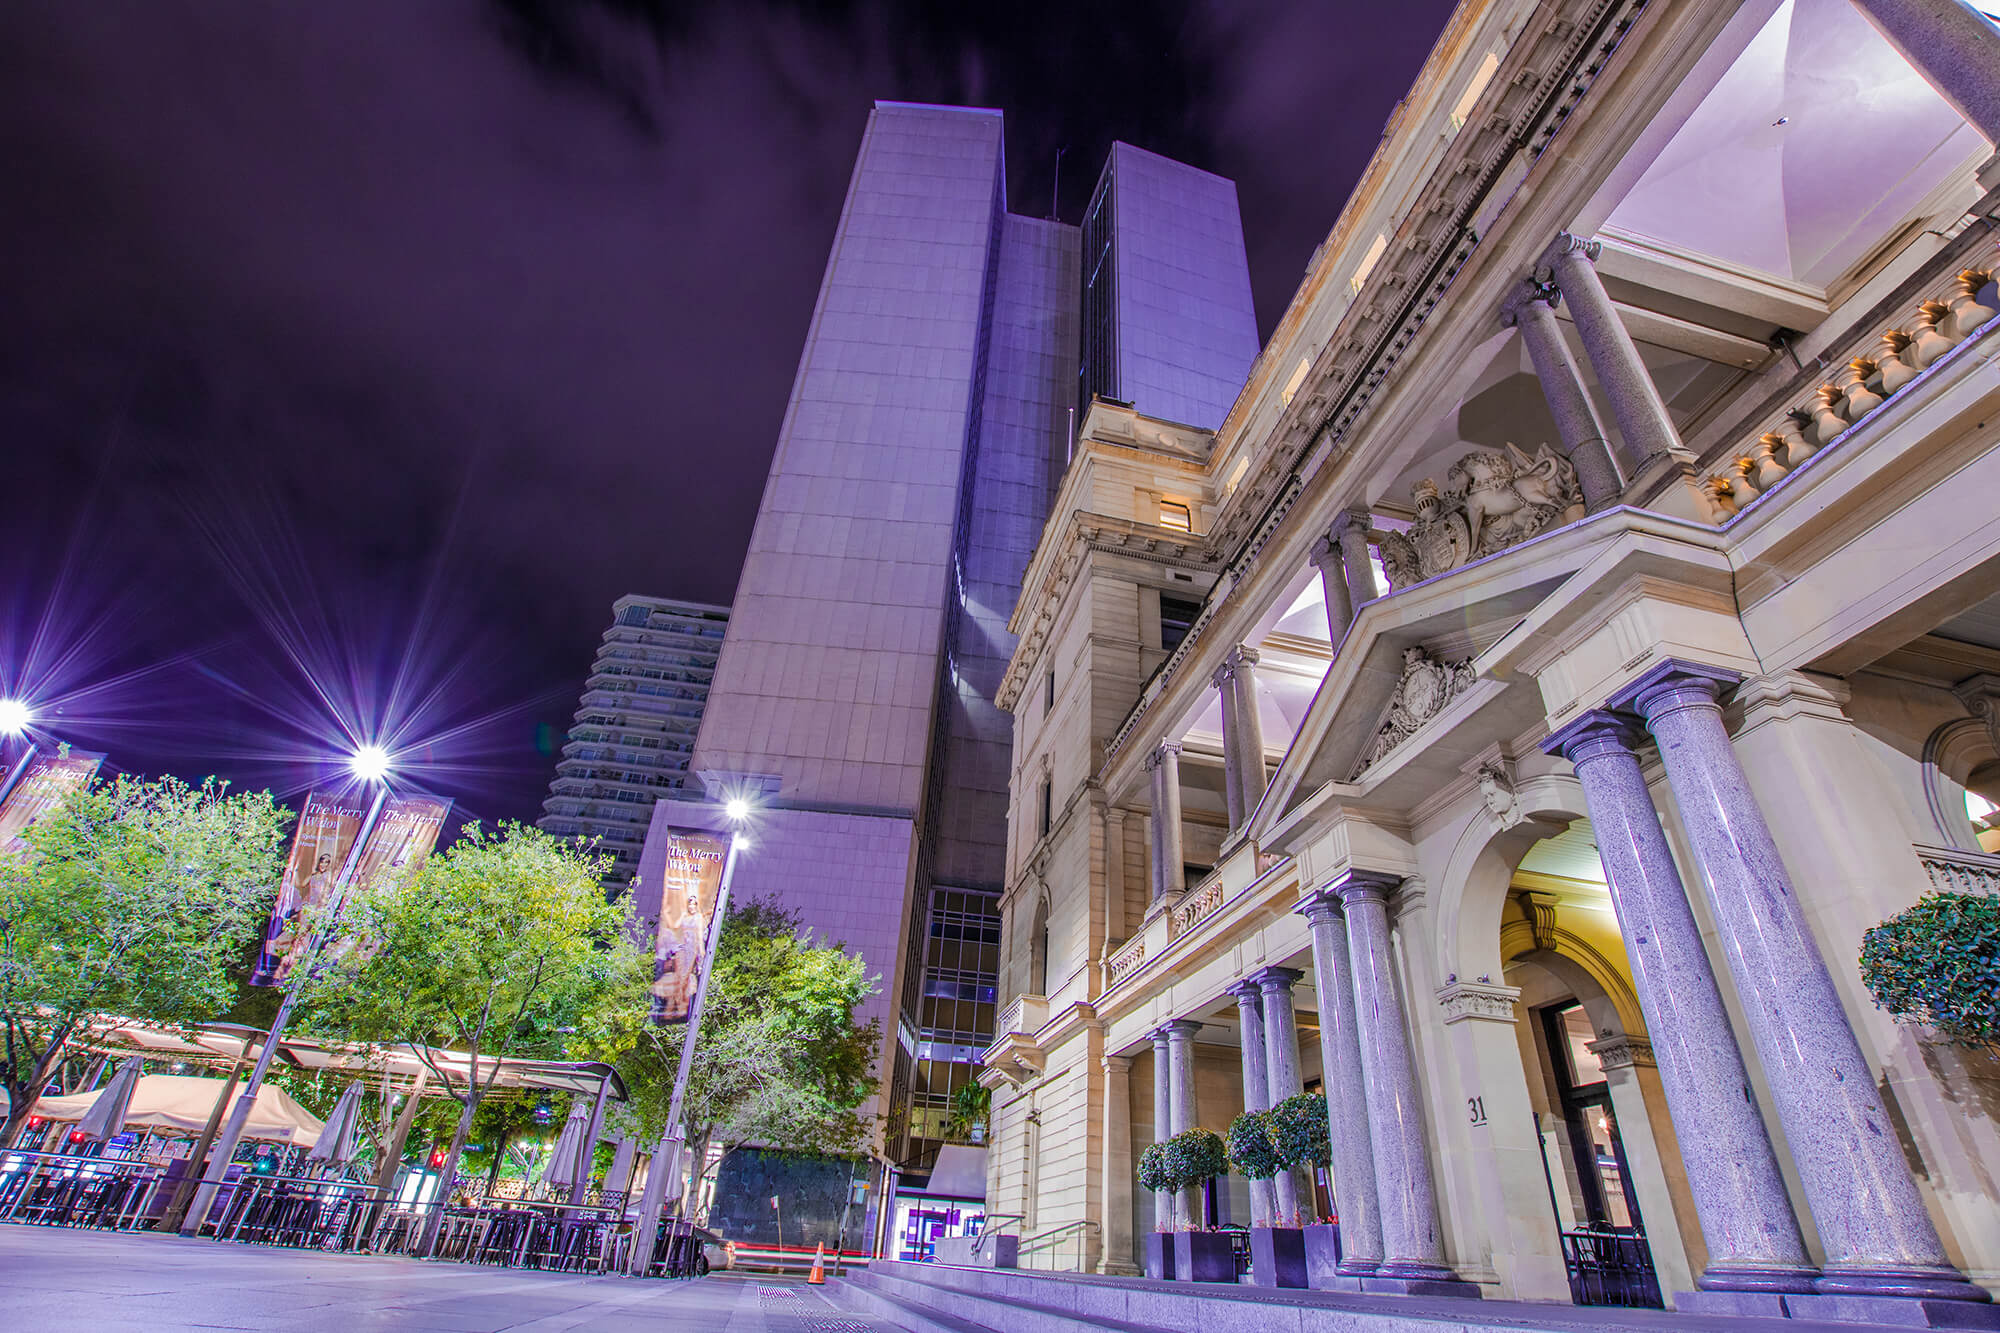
left=996, top=993, right=1048, bottom=1040
left=1169, top=876, right=1227, bottom=939
left=1106, top=936, right=1147, bottom=987
left=1699, top=263, right=1997, bottom=519
left=1913, top=843, right=2000, bottom=897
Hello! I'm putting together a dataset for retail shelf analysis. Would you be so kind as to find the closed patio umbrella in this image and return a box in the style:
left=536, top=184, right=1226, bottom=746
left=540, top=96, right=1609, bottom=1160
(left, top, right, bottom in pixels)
left=538, top=1101, right=592, bottom=1195
left=73, top=1056, right=145, bottom=1147
left=305, top=1081, right=365, bottom=1169
left=605, top=1137, right=637, bottom=1199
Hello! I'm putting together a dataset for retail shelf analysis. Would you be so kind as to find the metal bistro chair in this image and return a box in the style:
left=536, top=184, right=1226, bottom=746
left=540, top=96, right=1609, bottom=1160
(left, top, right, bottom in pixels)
left=1560, top=1225, right=1663, bottom=1309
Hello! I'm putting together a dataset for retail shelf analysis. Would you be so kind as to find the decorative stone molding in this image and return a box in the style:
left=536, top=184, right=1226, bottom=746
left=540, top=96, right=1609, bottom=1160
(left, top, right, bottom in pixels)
left=1377, top=443, right=1585, bottom=589
left=1953, top=673, right=2000, bottom=755
left=1913, top=843, right=2000, bottom=897
left=1585, top=1034, right=1656, bottom=1072
left=1475, top=760, right=1525, bottom=830
left=1352, top=647, right=1478, bottom=777
left=1517, top=889, right=1559, bottom=952
left=1437, top=980, right=1521, bottom=1025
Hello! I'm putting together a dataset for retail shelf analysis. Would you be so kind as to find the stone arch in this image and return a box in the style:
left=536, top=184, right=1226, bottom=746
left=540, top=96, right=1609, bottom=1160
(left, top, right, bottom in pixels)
left=1028, top=891, right=1052, bottom=997
left=1431, top=771, right=1590, bottom=988
left=1921, top=716, right=1998, bottom=852
left=1498, top=926, right=1644, bottom=1036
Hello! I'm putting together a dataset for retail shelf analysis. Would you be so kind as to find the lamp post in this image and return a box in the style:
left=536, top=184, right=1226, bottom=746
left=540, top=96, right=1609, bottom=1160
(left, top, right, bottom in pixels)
left=627, top=799, right=748, bottom=1276
left=180, top=744, right=393, bottom=1236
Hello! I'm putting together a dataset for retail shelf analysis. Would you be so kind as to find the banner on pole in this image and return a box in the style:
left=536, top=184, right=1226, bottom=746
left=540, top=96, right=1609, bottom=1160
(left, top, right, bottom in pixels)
left=252, top=790, right=369, bottom=987
left=347, top=794, right=452, bottom=901
left=0, top=748, right=105, bottom=855
left=649, top=827, right=729, bottom=1024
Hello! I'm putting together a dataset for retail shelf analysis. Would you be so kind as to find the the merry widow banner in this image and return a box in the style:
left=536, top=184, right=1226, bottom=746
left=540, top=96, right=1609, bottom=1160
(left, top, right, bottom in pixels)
left=0, top=748, right=106, bottom=856
left=649, top=827, right=729, bottom=1024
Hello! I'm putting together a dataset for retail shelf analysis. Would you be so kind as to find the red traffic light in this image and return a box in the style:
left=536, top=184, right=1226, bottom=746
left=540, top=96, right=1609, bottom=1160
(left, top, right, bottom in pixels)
left=428, top=1148, right=447, bottom=1170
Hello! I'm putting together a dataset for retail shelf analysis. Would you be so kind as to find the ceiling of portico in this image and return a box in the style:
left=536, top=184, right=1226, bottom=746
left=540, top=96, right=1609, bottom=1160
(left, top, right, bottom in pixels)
left=1602, top=0, right=1987, bottom=294
left=1175, top=573, right=1333, bottom=763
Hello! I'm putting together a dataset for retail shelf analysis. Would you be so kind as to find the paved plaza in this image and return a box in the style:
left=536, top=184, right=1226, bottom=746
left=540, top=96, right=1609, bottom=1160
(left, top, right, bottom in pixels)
left=0, top=1227, right=895, bottom=1332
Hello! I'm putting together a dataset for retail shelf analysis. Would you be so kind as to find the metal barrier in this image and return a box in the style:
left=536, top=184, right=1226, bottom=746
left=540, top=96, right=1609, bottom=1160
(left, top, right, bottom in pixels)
left=0, top=1152, right=162, bottom=1232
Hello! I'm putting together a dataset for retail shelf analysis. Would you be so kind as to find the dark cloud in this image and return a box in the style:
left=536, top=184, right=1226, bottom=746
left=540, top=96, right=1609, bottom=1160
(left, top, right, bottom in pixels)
left=0, top=0, right=1451, bottom=819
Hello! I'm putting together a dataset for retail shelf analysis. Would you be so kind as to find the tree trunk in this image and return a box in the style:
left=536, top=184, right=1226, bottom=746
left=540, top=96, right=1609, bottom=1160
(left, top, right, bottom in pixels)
left=484, top=1127, right=512, bottom=1196
left=360, top=1067, right=429, bottom=1250
left=417, top=1091, right=481, bottom=1257
left=160, top=1059, right=245, bottom=1234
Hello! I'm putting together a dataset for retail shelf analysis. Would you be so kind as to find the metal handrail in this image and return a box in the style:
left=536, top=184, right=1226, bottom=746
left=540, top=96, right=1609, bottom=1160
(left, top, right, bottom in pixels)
left=1017, top=1218, right=1100, bottom=1273
left=970, top=1212, right=1024, bottom=1258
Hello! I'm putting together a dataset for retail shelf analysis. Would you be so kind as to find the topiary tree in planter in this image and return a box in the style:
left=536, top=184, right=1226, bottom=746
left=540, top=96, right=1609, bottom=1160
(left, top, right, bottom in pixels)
left=1137, top=1142, right=1173, bottom=1202
left=1160, top=1127, right=1234, bottom=1282
left=1860, top=891, right=2000, bottom=1053
left=1227, top=1109, right=1282, bottom=1183
left=1161, top=1127, right=1229, bottom=1200
left=1269, top=1092, right=1332, bottom=1182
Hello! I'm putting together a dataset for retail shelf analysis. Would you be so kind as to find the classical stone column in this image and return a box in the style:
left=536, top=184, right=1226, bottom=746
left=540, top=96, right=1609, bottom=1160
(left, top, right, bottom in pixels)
left=1165, top=1020, right=1205, bottom=1229
left=1541, top=234, right=1683, bottom=468
left=1104, top=807, right=1129, bottom=947
left=1500, top=281, right=1622, bottom=511
left=1588, top=1036, right=1697, bottom=1301
left=1623, top=663, right=1991, bottom=1306
left=1309, top=533, right=1358, bottom=645
left=1543, top=711, right=1816, bottom=1295
left=1215, top=645, right=1268, bottom=830
left=1257, top=967, right=1308, bottom=1228
left=1100, top=1053, right=1138, bottom=1274
left=1150, top=1027, right=1176, bottom=1231
left=1299, top=889, right=1383, bottom=1273
left=1337, top=871, right=1476, bottom=1294
left=1848, top=0, right=2000, bottom=144
left=1145, top=743, right=1186, bottom=904
left=1228, top=981, right=1277, bottom=1228
left=1333, top=508, right=1377, bottom=604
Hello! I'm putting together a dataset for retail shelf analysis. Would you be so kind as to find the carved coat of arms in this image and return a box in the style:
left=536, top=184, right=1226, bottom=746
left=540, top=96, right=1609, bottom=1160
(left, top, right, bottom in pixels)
left=1355, top=646, right=1478, bottom=775
left=1378, top=442, right=1585, bottom=590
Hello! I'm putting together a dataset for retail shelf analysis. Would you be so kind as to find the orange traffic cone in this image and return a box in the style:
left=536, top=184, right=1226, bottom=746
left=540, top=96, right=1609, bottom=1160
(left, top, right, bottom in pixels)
left=807, top=1241, right=826, bottom=1284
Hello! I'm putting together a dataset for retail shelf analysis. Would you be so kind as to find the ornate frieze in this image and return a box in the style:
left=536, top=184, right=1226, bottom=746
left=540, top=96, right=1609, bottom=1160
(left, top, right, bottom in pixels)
left=1353, top=646, right=1478, bottom=777
left=1437, top=981, right=1521, bottom=1025
left=1377, top=443, right=1586, bottom=590
left=1585, top=1034, right=1656, bottom=1072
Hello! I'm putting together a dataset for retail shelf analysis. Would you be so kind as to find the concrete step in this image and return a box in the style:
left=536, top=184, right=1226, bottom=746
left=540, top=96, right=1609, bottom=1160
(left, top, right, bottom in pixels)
left=826, top=1274, right=997, bottom=1333
left=826, top=1260, right=1963, bottom=1333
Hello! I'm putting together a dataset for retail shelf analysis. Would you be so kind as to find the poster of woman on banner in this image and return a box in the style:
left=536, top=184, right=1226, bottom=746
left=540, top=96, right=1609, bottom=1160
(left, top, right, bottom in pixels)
left=649, top=828, right=729, bottom=1024
left=251, top=791, right=368, bottom=987
left=0, top=749, right=105, bottom=856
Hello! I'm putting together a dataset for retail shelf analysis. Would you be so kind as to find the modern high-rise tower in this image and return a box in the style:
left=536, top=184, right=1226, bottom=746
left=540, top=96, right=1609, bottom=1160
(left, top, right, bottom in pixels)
left=651, top=102, right=1258, bottom=1195
left=539, top=594, right=729, bottom=892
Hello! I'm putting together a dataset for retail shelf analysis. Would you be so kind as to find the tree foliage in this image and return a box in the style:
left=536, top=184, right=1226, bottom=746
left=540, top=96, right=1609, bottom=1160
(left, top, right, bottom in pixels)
left=1226, top=1108, right=1282, bottom=1181
left=1268, top=1091, right=1332, bottom=1171
left=1860, top=891, right=2000, bottom=1052
left=580, top=897, right=879, bottom=1166
left=0, top=774, right=287, bottom=1143
left=293, top=821, right=624, bottom=1235
left=1158, top=1127, right=1228, bottom=1189
left=1137, top=1141, right=1171, bottom=1195
left=943, top=1079, right=991, bottom=1143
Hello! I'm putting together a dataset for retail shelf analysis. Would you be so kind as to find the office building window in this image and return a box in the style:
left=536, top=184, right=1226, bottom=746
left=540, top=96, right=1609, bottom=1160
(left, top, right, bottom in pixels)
left=1160, top=595, right=1201, bottom=654
left=1159, top=500, right=1193, bottom=533
left=1045, top=669, right=1056, bottom=714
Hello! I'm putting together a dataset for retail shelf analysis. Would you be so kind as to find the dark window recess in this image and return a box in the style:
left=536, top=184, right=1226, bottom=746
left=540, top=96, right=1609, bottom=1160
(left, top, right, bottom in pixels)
left=1160, top=595, right=1202, bottom=654
left=1184, top=863, right=1213, bottom=886
left=1038, top=780, right=1053, bottom=839
left=1045, top=669, right=1056, bottom=713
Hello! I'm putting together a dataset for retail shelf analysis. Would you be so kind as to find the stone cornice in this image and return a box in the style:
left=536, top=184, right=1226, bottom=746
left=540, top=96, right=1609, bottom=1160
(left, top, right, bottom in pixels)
left=1586, top=1034, right=1656, bottom=1071
left=1437, top=980, right=1522, bottom=1025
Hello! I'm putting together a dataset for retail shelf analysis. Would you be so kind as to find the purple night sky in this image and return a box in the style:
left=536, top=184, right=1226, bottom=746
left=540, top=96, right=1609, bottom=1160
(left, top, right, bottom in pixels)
left=0, top=0, right=1454, bottom=822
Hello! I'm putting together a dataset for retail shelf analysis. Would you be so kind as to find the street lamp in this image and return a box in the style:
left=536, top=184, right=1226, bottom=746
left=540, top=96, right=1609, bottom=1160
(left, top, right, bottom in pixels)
left=0, top=698, right=31, bottom=737
left=181, top=744, right=395, bottom=1235
left=629, top=797, right=752, bottom=1276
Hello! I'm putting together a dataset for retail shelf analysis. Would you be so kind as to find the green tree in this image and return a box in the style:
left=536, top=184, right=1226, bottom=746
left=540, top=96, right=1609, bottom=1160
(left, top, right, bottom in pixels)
left=943, top=1079, right=991, bottom=1143
left=293, top=822, right=624, bottom=1249
left=1226, top=1108, right=1282, bottom=1181
left=580, top=897, right=879, bottom=1204
left=1861, top=890, right=2000, bottom=1053
left=0, top=774, right=287, bottom=1144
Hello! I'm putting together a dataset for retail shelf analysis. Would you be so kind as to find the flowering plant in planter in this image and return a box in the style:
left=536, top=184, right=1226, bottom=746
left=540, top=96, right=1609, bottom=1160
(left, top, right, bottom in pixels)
left=1226, top=1108, right=1282, bottom=1181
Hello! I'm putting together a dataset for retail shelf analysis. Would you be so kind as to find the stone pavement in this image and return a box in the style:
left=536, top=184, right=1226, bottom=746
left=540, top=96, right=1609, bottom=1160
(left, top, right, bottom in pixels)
left=0, top=1225, right=897, bottom=1332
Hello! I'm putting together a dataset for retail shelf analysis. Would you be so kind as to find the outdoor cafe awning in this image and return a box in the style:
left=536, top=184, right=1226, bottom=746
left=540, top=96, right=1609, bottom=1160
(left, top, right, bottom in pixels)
left=75, top=1018, right=626, bottom=1104
left=29, top=1074, right=326, bottom=1146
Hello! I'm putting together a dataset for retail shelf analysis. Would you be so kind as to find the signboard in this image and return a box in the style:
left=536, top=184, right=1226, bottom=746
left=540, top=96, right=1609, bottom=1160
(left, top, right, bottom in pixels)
left=0, top=749, right=105, bottom=855
left=346, top=794, right=452, bottom=900
left=649, top=828, right=730, bottom=1024
left=252, top=790, right=369, bottom=986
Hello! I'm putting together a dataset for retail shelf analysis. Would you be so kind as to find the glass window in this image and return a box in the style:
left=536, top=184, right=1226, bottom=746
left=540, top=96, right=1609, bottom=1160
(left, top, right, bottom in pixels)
left=1558, top=1004, right=1605, bottom=1087
left=1159, top=500, right=1193, bottom=533
left=1159, top=595, right=1201, bottom=654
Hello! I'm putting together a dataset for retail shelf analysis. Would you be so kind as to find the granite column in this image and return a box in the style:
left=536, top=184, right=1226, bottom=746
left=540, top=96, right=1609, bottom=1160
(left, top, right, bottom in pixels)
left=1309, top=533, right=1358, bottom=646
left=1333, top=509, right=1377, bottom=604
left=1299, top=889, right=1383, bottom=1272
left=1338, top=871, right=1475, bottom=1293
left=1257, top=967, right=1308, bottom=1227
left=1099, top=1054, right=1138, bottom=1274
left=1624, top=663, right=1991, bottom=1307
left=1228, top=982, right=1277, bottom=1228
left=1146, top=743, right=1186, bottom=905
left=1166, top=1019, right=1205, bottom=1230
left=1543, top=711, right=1815, bottom=1294
left=1502, top=281, right=1622, bottom=510
left=1848, top=0, right=2000, bottom=144
left=1150, top=1028, right=1177, bottom=1231
left=1542, top=235, right=1683, bottom=469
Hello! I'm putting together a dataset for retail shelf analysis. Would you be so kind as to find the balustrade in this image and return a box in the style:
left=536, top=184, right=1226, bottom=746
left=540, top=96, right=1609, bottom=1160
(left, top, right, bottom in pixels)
left=1168, top=877, right=1226, bottom=938
left=1106, top=936, right=1147, bottom=986
left=1913, top=842, right=2000, bottom=896
left=1700, top=263, right=1997, bottom=519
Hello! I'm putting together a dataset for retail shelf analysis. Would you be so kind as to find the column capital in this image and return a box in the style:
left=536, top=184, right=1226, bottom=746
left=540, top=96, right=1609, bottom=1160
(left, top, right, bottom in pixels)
left=1497, top=278, right=1558, bottom=328
left=1251, top=965, right=1305, bottom=995
left=1227, top=643, right=1262, bottom=670
left=1225, top=978, right=1264, bottom=1004
left=1307, top=532, right=1340, bottom=570
left=1436, top=980, right=1521, bottom=1025
left=1585, top=1034, right=1655, bottom=1072
left=1541, top=709, right=1644, bottom=766
left=1148, top=1026, right=1174, bottom=1049
left=1102, top=1053, right=1134, bottom=1075
left=1331, top=867, right=1405, bottom=907
left=1329, top=506, right=1372, bottom=541
left=1143, top=740, right=1184, bottom=772
left=1296, top=886, right=1347, bottom=924
left=1161, top=1018, right=1204, bottom=1039
left=1537, top=231, right=1602, bottom=281
left=1611, top=658, right=1741, bottom=723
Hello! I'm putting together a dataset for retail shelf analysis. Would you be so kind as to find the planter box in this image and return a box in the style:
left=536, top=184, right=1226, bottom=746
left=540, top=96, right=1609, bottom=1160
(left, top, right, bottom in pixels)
left=1142, top=1231, right=1176, bottom=1281
left=1173, top=1230, right=1236, bottom=1284
left=1250, top=1226, right=1308, bottom=1288
left=1304, top=1222, right=1346, bottom=1289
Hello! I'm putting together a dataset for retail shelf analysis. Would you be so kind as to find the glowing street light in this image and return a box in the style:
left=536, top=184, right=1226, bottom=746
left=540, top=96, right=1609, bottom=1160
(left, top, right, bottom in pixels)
left=349, top=743, right=392, bottom=783
left=0, top=698, right=31, bottom=737
left=724, top=796, right=751, bottom=821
